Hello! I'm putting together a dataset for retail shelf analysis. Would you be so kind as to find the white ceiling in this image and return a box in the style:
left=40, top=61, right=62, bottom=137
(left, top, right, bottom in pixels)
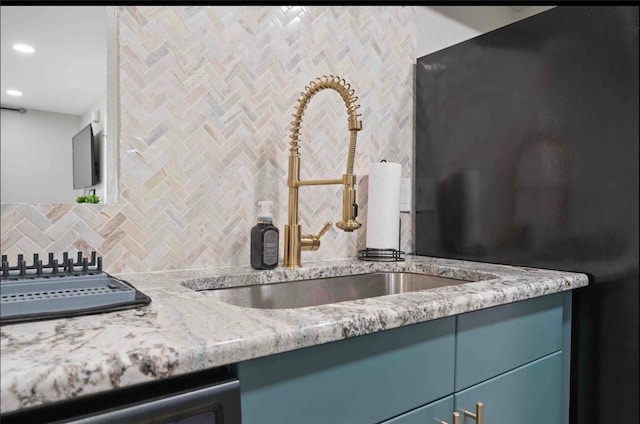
left=1, top=6, right=107, bottom=116
left=0, top=5, right=539, bottom=116
left=508, top=5, right=537, bottom=12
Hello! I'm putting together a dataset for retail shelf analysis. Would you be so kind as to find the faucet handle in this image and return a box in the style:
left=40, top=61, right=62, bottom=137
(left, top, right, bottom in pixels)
left=301, top=222, right=332, bottom=252
left=317, top=222, right=332, bottom=238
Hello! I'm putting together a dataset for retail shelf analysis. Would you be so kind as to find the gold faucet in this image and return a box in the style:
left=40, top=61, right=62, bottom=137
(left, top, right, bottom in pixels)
left=284, top=75, right=363, bottom=268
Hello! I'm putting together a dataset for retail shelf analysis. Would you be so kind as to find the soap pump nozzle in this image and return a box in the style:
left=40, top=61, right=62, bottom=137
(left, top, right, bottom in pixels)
left=257, top=201, right=274, bottom=223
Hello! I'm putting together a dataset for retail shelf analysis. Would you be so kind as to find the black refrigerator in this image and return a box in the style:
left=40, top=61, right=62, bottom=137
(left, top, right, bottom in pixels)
left=415, top=6, right=638, bottom=424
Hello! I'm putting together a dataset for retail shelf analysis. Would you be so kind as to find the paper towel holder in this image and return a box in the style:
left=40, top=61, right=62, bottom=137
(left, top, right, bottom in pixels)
left=357, top=248, right=405, bottom=262
left=358, top=158, right=406, bottom=262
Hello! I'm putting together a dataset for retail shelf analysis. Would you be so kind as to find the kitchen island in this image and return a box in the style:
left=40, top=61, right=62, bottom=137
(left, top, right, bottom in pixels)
left=1, top=255, right=587, bottom=420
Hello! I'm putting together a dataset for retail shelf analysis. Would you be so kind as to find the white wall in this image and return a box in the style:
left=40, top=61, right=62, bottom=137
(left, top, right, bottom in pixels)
left=80, top=93, right=107, bottom=202
left=416, top=6, right=556, bottom=58
left=1, top=108, right=81, bottom=203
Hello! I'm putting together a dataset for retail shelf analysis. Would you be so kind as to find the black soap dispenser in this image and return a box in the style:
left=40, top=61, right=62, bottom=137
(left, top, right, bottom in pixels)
left=251, top=201, right=279, bottom=270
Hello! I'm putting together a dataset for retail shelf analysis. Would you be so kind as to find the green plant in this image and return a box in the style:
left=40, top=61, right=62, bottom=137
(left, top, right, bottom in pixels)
left=76, top=195, right=100, bottom=204
left=85, top=194, right=100, bottom=204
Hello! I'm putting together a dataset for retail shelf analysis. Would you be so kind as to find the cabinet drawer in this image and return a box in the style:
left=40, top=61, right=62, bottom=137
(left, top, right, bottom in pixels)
left=238, top=317, right=455, bottom=424
left=383, top=395, right=454, bottom=424
left=455, top=352, right=563, bottom=424
left=456, top=293, right=563, bottom=390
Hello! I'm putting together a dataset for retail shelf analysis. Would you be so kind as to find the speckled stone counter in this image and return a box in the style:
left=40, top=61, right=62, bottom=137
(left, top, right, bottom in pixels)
left=0, top=256, right=588, bottom=414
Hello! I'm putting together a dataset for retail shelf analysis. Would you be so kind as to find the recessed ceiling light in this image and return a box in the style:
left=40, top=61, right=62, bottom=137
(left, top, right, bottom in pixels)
left=6, top=90, right=23, bottom=97
left=13, top=43, right=35, bottom=54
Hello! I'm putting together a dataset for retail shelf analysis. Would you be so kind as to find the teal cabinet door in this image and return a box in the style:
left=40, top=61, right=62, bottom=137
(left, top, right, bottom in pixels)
left=382, top=396, right=454, bottom=424
left=456, top=293, right=563, bottom=390
left=455, top=352, right=563, bottom=424
left=238, top=317, right=456, bottom=424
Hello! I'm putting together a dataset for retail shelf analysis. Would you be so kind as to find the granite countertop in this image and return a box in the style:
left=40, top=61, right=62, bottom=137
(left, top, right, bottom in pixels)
left=0, top=255, right=588, bottom=414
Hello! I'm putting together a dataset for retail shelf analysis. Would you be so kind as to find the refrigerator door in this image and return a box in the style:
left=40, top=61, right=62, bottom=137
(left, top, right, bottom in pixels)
left=415, top=6, right=638, bottom=423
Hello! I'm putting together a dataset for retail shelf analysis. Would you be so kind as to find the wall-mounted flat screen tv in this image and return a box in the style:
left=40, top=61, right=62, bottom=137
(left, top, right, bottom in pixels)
left=72, top=124, right=99, bottom=189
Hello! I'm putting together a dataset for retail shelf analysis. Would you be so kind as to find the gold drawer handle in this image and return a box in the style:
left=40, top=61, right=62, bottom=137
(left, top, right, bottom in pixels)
left=463, top=402, right=484, bottom=424
left=440, top=411, right=461, bottom=424
left=440, top=401, right=482, bottom=424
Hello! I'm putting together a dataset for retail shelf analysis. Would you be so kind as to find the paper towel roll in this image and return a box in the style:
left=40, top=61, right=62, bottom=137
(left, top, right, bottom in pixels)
left=366, top=161, right=402, bottom=249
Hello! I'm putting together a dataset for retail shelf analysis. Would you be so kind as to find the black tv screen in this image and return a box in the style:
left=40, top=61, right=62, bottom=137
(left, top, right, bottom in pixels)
left=72, top=124, right=98, bottom=189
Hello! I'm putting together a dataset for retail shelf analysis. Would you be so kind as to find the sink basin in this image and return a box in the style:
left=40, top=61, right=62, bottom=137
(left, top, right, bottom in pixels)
left=206, top=272, right=472, bottom=309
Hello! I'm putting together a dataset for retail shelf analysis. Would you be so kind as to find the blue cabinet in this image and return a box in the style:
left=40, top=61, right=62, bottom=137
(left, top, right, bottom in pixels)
left=238, top=292, right=572, bottom=424
left=455, top=353, right=563, bottom=424
left=239, top=317, right=455, bottom=424
left=456, top=293, right=563, bottom=390
left=383, top=396, right=454, bottom=424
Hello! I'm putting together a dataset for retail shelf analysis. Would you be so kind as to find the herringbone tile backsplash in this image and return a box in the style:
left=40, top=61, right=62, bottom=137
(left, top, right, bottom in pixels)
left=1, top=6, right=416, bottom=273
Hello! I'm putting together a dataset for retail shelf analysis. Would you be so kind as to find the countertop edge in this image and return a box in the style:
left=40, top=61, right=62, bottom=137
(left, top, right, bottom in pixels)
left=0, top=256, right=588, bottom=414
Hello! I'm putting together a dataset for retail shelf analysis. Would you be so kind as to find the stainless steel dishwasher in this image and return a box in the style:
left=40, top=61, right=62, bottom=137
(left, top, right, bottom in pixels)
left=0, top=366, right=241, bottom=424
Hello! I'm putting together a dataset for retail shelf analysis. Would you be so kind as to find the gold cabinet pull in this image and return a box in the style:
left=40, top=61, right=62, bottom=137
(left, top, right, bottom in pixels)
left=439, top=411, right=460, bottom=424
left=463, top=402, right=484, bottom=424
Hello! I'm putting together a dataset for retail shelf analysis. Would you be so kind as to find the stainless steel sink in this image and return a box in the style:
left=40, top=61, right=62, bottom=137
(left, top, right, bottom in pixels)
left=207, top=272, right=472, bottom=309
